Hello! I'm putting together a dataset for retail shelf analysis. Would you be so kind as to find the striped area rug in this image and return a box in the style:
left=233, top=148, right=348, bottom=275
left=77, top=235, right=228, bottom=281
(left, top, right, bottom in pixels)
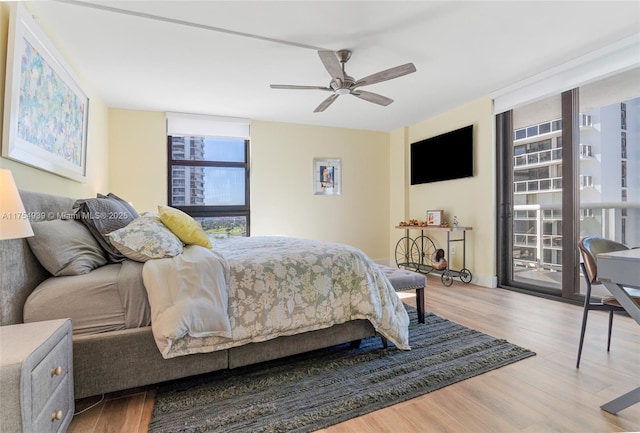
left=149, top=307, right=535, bottom=433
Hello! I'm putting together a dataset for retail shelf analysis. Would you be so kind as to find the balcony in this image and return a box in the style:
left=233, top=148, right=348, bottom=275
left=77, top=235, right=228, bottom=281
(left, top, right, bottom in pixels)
left=579, top=144, right=593, bottom=158
left=514, top=176, right=562, bottom=194
left=513, top=118, right=562, bottom=142
left=579, top=114, right=593, bottom=128
left=579, top=175, right=593, bottom=189
left=514, top=148, right=562, bottom=168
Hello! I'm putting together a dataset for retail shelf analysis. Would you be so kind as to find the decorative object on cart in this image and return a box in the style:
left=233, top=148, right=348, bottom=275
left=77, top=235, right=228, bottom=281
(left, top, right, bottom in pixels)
left=411, top=125, right=473, bottom=185
left=432, top=249, right=448, bottom=270
left=453, top=216, right=459, bottom=228
left=2, top=3, right=89, bottom=183
left=431, top=248, right=448, bottom=271
left=398, top=218, right=429, bottom=227
left=395, top=224, right=473, bottom=287
left=313, top=158, right=341, bottom=195
left=426, top=210, right=443, bottom=226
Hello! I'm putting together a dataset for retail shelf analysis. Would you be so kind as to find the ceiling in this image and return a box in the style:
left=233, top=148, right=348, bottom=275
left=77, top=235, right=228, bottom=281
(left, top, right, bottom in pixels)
left=23, top=1, right=640, bottom=132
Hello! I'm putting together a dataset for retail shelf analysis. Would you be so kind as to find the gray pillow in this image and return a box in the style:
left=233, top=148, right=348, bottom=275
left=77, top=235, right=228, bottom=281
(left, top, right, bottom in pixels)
left=97, top=192, right=139, bottom=217
left=27, top=219, right=108, bottom=276
left=73, top=194, right=139, bottom=262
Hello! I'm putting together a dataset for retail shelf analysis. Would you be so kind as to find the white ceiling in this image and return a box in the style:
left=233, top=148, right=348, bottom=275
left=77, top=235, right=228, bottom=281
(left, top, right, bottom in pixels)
left=23, top=1, right=640, bottom=132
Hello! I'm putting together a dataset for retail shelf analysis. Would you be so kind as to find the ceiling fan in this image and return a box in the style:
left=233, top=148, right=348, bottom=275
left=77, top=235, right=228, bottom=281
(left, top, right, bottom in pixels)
left=270, top=49, right=417, bottom=112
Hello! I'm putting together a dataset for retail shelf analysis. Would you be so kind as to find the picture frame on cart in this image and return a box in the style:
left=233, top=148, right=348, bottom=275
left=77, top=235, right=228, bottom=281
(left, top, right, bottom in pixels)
left=426, top=210, right=443, bottom=226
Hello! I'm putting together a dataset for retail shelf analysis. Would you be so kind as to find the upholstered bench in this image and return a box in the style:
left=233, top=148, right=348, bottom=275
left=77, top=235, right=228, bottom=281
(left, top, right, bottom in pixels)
left=377, top=264, right=426, bottom=323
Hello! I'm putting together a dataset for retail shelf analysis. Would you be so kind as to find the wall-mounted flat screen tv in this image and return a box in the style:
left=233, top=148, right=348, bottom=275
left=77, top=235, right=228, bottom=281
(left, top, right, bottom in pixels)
left=410, top=125, right=474, bottom=185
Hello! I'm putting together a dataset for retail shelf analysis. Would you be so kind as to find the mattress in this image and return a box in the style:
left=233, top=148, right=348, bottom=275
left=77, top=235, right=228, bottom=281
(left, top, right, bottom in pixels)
left=23, top=261, right=151, bottom=335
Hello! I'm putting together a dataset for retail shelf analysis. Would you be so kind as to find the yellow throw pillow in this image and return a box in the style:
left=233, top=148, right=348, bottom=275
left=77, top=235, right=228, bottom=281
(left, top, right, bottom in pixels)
left=158, top=205, right=212, bottom=249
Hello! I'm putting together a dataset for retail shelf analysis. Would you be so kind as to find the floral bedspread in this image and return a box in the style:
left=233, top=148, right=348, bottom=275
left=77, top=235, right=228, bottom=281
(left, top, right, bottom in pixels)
left=151, top=236, right=410, bottom=358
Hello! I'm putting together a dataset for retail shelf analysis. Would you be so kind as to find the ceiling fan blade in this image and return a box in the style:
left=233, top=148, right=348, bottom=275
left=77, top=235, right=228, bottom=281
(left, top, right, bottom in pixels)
left=318, top=50, right=344, bottom=81
left=354, top=63, right=416, bottom=88
left=270, top=84, right=332, bottom=91
left=314, top=94, right=339, bottom=112
left=352, top=90, right=394, bottom=106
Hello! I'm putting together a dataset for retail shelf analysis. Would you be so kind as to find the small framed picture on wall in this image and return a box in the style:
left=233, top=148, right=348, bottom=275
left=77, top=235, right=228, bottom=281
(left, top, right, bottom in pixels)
left=313, top=158, right=341, bottom=195
left=426, top=210, right=443, bottom=226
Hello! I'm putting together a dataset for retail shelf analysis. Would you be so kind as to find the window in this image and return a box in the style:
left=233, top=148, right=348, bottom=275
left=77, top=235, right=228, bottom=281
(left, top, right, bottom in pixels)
left=579, top=174, right=593, bottom=189
left=166, top=113, right=250, bottom=238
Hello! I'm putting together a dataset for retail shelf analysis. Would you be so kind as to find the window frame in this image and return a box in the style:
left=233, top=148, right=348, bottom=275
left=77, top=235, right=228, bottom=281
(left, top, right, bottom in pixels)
left=166, top=135, right=251, bottom=235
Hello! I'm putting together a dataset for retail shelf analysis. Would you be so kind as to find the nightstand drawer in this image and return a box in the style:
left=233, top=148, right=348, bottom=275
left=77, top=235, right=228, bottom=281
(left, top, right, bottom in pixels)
left=31, top=374, right=72, bottom=433
left=30, top=333, right=70, bottom=417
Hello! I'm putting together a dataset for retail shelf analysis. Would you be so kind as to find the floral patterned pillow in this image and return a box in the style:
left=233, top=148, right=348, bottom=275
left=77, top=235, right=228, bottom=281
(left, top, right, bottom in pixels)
left=108, top=214, right=183, bottom=262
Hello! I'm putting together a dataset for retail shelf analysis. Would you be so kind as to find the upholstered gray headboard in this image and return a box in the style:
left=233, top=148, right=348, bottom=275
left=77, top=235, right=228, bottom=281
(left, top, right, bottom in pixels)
left=0, top=190, right=75, bottom=325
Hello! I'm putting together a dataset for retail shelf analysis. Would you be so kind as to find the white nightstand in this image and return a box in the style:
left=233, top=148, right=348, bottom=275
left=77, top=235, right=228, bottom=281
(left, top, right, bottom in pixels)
left=0, top=319, right=74, bottom=433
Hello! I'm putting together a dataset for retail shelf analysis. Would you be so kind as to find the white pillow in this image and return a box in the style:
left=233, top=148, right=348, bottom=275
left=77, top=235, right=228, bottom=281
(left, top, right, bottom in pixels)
left=108, top=214, right=183, bottom=262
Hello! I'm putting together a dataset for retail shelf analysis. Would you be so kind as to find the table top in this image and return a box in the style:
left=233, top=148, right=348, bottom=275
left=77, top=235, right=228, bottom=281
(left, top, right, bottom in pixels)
left=597, top=248, right=640, bottom=288
left=597, top=247, right=640, bottom=322
left=597, top=248, right=640, bottom=262
left=0, top=319, right=70, bottom=364
left=395, top=225, right=472, bottom=231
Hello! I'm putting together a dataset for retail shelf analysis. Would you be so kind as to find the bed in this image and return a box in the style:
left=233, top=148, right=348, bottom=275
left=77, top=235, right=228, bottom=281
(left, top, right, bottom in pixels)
left=1, top=190, right=409, bottom=399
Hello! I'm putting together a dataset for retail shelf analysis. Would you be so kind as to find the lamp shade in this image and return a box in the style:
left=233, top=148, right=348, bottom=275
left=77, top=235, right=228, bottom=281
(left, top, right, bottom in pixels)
left=0, top=169, right=34, bottom=240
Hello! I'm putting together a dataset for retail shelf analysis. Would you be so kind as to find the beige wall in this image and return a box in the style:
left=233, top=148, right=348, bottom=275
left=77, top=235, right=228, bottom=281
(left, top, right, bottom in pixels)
left=391, top=97, right=496, bottom=287
left=108, top=109, right=166, bottom=212
left=388, top=127, right=410, bottom=266
left=250, top=121, right=390, bottom=260
left=104, top=117, right=391, bottom=260
left=0, top=2, right=110, bottom=198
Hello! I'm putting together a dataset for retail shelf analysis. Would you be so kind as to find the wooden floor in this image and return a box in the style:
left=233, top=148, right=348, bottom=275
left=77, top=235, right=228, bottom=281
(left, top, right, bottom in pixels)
left=69, top=279, right=640, bottom=433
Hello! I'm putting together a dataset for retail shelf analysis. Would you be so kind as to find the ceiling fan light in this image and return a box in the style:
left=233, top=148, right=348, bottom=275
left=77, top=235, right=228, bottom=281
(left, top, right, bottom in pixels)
left=335, top=88, right=350, bottom=96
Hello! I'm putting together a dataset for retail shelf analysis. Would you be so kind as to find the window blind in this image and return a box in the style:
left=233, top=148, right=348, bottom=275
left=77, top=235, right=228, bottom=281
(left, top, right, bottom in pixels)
left=166, top=112, right=250, bottom=138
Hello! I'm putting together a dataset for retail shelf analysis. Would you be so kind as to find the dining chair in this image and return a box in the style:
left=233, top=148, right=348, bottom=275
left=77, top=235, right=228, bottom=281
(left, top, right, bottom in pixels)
left=576, top=236, right=635, bottom=368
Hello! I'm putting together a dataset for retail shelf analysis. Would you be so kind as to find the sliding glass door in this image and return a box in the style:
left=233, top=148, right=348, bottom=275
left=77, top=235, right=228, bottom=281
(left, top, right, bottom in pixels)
left=497, top=67, right=640, bottom=299
left=511, top=95, right=564, bottom=294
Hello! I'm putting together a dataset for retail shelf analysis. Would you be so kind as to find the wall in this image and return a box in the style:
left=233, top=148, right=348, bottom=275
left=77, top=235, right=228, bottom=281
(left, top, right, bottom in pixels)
left=391, top=97, right=496, bottom=287
left=388, top=127, right=410, bottom=266
left=250, top=121, right=390, bottom=260
left=108, top=109, right=166, bottom=212
left=0, top=3, right=109, bottom=198
left=107, top=116, right=391, bottom=261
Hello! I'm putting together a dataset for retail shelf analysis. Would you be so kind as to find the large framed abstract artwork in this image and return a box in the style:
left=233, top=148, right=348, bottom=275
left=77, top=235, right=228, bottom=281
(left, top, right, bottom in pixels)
left=2, top=3, right=89, bottom=182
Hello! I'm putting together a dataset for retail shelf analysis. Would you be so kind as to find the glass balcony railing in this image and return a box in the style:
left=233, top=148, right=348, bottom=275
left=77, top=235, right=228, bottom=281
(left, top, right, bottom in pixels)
left=514, top=148, right=562, bottom=167
left=512, top=202, right=639, bottom=273
left=514, top=177, right=562, bottom=194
